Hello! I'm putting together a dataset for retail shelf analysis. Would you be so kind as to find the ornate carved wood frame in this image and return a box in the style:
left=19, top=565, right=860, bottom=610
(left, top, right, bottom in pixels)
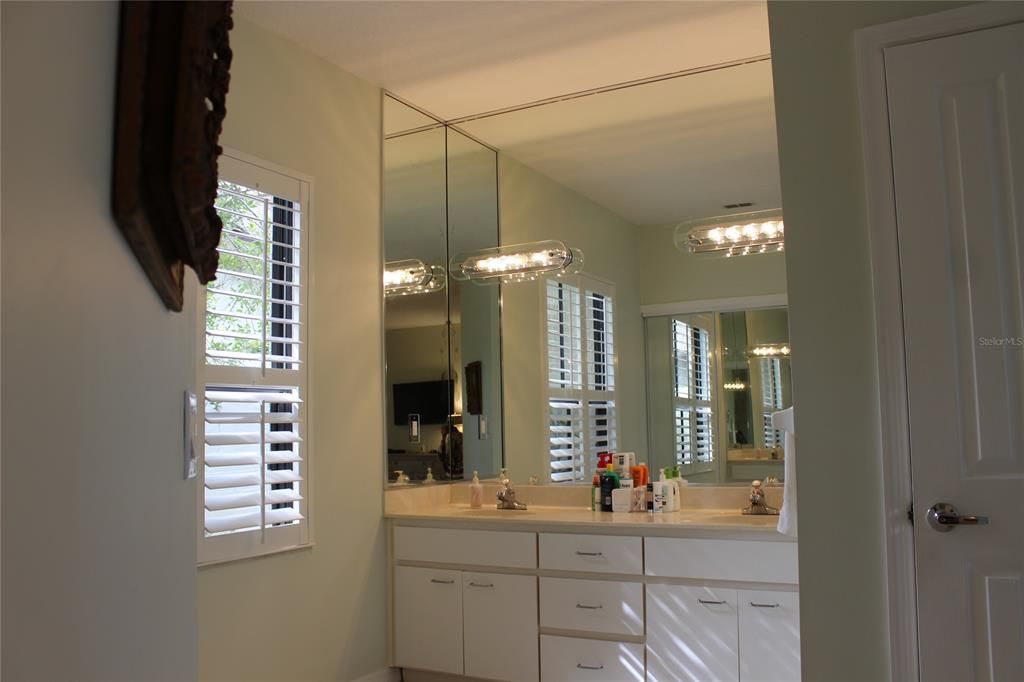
left=111, top=0, right=234, bottom=312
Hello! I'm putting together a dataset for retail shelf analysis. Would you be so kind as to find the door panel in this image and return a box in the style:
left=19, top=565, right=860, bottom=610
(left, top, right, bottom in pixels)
left=885, top=21, right=1024, bottom=681
left=464, top=572, right=539, bottom=682
left=738, top=590, right=800, bottom=682
left=393, top=566, right=463, bottom=675
left=646, top=584, right=739, bottom=682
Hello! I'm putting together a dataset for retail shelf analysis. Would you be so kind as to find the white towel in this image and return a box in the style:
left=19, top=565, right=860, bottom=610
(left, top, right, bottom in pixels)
left=772, top=407, right=797, bottom=537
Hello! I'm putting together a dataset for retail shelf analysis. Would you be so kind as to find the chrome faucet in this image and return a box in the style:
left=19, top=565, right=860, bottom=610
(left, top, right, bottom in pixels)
left=496, top=479, right=528, bottom=510
left=742, top=479, right=779, bottom=515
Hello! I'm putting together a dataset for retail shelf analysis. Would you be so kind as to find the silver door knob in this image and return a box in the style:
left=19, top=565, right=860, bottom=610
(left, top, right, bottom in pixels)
left=927, top=502, right=989, bottom=532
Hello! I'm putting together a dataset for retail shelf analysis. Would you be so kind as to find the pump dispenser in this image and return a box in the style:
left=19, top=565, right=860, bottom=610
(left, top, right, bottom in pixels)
left=469, top=471, right=483, bottom=508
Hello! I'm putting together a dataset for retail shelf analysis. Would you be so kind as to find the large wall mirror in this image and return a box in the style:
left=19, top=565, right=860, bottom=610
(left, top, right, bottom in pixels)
left=383, top=96, right=502, bottom=483
left=384, top=55, right=788, bottom=487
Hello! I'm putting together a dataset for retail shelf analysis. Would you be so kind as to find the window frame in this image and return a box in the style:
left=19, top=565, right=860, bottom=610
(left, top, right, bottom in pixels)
left=197, top=150, right=315, bottom=566
left=542, top=274, right=618, bottom=483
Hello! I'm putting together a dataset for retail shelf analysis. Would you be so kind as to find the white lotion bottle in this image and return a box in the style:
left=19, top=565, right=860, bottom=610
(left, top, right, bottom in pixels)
left=469, top=471, right=484, bottom=508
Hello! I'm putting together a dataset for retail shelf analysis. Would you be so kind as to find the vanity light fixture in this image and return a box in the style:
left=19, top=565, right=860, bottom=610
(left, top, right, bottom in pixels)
left=748, top=344, right=791, bottom=358
left=675, top=208, right=785, bottom=258
left=723, top=381, right=748, bottom=391
left=383, top=259, right=446, bottom=298
left=450, top=240, right=583, bottom=284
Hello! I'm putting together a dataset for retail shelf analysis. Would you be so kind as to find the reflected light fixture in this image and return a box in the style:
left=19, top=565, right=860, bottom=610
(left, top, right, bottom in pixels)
left=383, top=259, right=446, bottom=298
left=723, top=381, right=748, bottom=391
left=450, top=240, right=583, bottom=284
left=675, top=208, right=784, bottom=258
left=748, top=344, right=791, bottom=358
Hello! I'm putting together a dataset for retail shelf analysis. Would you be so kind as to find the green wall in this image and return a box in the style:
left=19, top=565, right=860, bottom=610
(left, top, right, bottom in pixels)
left=199, top=17, right=387, bottom=681
left=639, top=222, right=788, bottom=306
left=767, top=2, right=974, bottom=680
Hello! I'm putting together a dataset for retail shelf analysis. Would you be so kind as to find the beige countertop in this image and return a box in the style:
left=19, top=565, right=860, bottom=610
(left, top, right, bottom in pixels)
left=385, top=503, right=789, bottom=537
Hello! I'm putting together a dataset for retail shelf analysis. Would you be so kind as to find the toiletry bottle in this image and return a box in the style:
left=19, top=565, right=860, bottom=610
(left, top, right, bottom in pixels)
left=630, top=465, right=644, bottom=487
left=424, top=467, right=435, bottom=484
left=600, top=464, right=620, bottom=512
left=646, top=481, right=655, bottom=513
left=658, top=468, right=677, bottom=511
left=591, top=473, right=601, bottom=511
left=469, top=471, right=483, bottom=508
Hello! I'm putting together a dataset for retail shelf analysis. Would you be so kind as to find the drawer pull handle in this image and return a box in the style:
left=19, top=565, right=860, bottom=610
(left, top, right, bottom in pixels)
left=698, top=598, right=728, bottom=605
left=469, top=582, right=494, bottom=588
left=430, top=579, right=455, bottom=585
left=577, top=663, right=605, bottom=670
left=750, top=602, right=780, bottom=608
left=575, top=550, right=604, bottom=557
left=575, top=603, right=604, bottom=610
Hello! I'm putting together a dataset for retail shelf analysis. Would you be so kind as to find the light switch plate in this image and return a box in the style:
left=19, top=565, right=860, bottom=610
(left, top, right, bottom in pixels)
left=184, top=390, right=198, bottom=480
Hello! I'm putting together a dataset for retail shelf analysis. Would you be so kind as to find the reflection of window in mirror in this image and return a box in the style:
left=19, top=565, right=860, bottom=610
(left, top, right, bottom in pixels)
left=671, top=315, right=716, bottom=476
left=545, top=276, right=617, bottom=483
left=760, top=358, right=784, bottom=448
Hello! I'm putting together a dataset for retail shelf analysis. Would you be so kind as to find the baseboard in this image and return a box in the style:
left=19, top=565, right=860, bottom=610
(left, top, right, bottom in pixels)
left=351, top=667, right=401, bottom=682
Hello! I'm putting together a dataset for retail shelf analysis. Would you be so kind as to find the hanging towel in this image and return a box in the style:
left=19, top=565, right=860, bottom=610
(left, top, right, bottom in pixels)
left=772, top=407, right=797, bottom=537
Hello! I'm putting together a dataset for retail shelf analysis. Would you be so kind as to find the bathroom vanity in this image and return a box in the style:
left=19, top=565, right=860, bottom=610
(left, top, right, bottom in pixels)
left=385, top=485, right=799, bottom=682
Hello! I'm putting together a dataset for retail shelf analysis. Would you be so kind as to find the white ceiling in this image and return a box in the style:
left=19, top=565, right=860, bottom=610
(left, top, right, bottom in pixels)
left=238, top=1, right=779, bottom=227
left=459, top=59, right=780, bottom=226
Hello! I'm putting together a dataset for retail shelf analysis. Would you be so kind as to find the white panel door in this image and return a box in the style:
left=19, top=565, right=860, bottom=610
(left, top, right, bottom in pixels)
left=738, top=590, right=800, bottom=682
left=464, top=572, right=539, bottom=682
left=885, top=21, right=1024, bottom=682
left=393, top=566, right=463, bottom=675
left=646, top=584, right=739, bottom=682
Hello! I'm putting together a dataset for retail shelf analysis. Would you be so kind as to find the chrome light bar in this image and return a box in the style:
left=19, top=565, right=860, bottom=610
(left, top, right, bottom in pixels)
left=675, top=209, right=784, bottom=257
left=748, top=344, right=791, bottom=358
left=451, top=240, right=583, bottom=284
left=383, top=259, right=446, bottom=298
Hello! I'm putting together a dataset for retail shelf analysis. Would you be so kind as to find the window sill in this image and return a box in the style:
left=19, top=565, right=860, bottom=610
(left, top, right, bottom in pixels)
left=198, top=541, right=313, bottom=568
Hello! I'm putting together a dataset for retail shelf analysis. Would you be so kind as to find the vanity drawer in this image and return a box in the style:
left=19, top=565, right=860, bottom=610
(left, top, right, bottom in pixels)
left=394, top=526, right=536, bottom=569
left=540, top=634, right=644, bottom=682
left=539, top=577, right=644, bottom=636
left=644, top=537, right=798, bottom=584
left=539, top=533, right=643, bottom=575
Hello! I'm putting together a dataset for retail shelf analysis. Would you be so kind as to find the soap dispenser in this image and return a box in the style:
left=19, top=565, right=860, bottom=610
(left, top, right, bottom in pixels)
left=424, top=467, right=435, bottom=484
left=469, top=471, right=483, bottom=508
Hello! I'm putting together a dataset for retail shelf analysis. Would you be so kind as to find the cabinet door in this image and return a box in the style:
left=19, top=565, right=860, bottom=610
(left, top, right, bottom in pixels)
left=646, top=584, right=739, bottom=682
left=464, top=571, right=539, bottom=682
left=393, top=566, right=463, bottom=675
left=738, top=590, right=800, bottom=682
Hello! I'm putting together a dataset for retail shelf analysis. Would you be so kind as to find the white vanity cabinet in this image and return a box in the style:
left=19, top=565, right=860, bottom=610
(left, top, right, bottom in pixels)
left=389, top=522, right=799, bottom=682
left=463, top=572, right=539, bottom=682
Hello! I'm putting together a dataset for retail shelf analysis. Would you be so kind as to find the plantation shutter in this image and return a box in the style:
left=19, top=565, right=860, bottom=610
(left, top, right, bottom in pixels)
left=203, top=388, right=303, bottom=534
left=760, top=358, right=784, bottom=448
left=545, top=277, right=618, bottom=482
left=548, top=399, right=584, bottom=482
left=673, top=319, right=714, bottom=470
left=546, top=280, right=582, bottom=390
left=200, top=154, right=310, bottom=564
